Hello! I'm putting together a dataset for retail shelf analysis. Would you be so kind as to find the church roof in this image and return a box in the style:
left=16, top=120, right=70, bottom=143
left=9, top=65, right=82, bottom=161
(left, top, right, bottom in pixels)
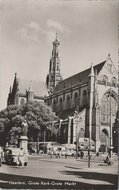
left=18, top=79, right=48, bottom=97
left=56, top=106, right=85, bottom=120
left=53, top=61, right=106, bottom=93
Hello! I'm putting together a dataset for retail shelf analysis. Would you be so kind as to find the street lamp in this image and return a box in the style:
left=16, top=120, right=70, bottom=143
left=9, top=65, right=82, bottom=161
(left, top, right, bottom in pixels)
left=107, top=89, right=114, bottom=158
left=74, top=111, right=79, bottom=159
left=37, top=130, right=40, bottom=154
left=74, top=111, right=82, bottom=159
left=76, top=120, right=78, bottom=159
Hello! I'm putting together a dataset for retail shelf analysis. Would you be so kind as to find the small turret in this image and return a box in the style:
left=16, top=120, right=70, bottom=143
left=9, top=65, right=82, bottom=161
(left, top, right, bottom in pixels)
left=27, top=81, right=34, bottom=102
left=88, top=63, right=94, bottom=78
left=88, top=63, right=95, bottom=107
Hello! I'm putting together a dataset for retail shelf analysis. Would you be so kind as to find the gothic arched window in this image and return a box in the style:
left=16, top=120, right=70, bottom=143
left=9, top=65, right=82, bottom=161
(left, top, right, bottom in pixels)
left=103, top=75, right=108, bottom=86
left=20, top=98, right=25, bottom=105
left=59, top=97, right=63, bottom=111
left=99, top=128, right=109, bottom=152
left=82, top=90, right=87, bottom=106
left=74, top=92, right=79, bottom=107
left=101, top=93, right=117, bottom=124
left=79, top=128, right=85, bottom=138
left=53, top=99, right=57, bottom=112
left=111, top=77, right=117, bottom=87
left=66, top=95, right=70, bottom=109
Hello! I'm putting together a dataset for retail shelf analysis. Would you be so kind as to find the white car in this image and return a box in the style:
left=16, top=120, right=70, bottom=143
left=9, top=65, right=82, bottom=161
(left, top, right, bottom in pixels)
left=66, top=149, right=76, bottom=156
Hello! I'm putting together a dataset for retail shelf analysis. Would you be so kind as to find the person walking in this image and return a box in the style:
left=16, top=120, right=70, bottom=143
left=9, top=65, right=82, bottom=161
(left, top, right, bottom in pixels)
left=59, top=149, right=61, bottom=158
left=18, top=148, right=25, bottom=168
left=64, top=148, right=67, bottom=159
left=80, top=151, right=84, bottom=159
left=50, top=148, right=53, bottom=158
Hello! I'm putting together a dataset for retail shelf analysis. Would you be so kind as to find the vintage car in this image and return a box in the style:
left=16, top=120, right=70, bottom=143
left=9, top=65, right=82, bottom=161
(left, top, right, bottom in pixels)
left=4, top=147, right=28, bottom=166
left=62, top=144, right=76, bottom=156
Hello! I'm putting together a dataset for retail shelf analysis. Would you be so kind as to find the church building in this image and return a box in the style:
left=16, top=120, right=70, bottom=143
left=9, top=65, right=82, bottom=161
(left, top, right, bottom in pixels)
left=7, top=35, right=118, bottom=152
left=45, top=37, right=118, bottom=152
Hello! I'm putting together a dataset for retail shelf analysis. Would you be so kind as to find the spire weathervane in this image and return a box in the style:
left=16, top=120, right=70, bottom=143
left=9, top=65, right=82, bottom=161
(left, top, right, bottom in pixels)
left=56, top=32, right=58, bottom=40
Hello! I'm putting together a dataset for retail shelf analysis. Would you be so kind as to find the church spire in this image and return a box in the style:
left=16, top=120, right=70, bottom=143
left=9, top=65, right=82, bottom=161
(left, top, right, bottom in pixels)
left=52, top=33, right=60, bottom=59
left=56, top=32, right=58, bottom=40
left=46, top=34, right=62, bottom=94
left=12, top=73, right=19, bottom=95
left=28, top=80, right=33, bottom=92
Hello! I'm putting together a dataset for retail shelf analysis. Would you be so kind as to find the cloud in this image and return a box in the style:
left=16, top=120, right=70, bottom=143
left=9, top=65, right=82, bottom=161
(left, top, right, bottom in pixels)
left=18, top=22, right=44, bottom=42
left=27, top=22, right=41, bottom=32
left=18, top=20, right=70, bottom=44
left=45, top=19, right=71, bottom=43
left=47, top=19, right=70, bottom=33
left=46, top=30, right=57, bottom=43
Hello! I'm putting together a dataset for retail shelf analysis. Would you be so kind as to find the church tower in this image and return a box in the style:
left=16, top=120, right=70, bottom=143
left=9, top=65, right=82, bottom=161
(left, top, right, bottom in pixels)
left=46, top=34, right=62, bottom=94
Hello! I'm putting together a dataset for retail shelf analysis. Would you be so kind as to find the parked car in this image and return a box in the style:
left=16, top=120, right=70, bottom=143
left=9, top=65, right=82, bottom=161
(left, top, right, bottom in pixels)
left=66, top=149, right=76, bottom=156
left=4, top=147, right=28, bottom=166
left=62, top=144, right=76, bottom=156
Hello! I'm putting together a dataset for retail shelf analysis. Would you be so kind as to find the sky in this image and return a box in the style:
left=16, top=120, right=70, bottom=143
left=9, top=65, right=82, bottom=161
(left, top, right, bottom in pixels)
left=0, top=0, right=118, bottom=110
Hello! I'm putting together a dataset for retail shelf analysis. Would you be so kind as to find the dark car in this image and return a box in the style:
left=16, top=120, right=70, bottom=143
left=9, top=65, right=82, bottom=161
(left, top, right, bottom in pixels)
left=4, top=147, right=28, bottom=166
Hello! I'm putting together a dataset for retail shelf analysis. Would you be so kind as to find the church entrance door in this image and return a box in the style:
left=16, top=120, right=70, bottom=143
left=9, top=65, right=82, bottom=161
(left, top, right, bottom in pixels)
left=99, top=129, right=109, bottom=153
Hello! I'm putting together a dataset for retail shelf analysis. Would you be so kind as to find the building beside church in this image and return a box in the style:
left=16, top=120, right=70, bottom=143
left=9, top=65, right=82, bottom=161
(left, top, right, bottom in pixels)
left=7, top=36, right=118, bottom=152
left=7, top=74, right=48, bottom=106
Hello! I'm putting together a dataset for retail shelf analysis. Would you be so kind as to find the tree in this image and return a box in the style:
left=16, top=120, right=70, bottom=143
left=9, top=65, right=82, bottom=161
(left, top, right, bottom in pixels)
left=0, top=101, right=56, bottom=146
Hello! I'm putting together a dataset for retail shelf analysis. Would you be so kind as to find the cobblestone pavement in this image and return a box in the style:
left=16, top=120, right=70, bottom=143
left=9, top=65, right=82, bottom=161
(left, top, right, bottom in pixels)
left=0, top=154, right=118, bottom=189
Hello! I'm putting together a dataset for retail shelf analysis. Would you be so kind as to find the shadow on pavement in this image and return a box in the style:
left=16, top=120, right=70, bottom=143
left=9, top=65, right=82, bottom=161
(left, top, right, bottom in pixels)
left=0, top=171, right=117, bottom=190
left=61, top=169, right=118, bottom=188
left=65, top=166, right=83, bottom=170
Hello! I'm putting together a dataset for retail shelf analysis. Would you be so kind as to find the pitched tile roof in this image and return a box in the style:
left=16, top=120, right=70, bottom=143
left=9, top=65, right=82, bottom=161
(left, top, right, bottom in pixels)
left=53, top=61, right=106, bottom=93
left=18, top=79, right=48, bottom=97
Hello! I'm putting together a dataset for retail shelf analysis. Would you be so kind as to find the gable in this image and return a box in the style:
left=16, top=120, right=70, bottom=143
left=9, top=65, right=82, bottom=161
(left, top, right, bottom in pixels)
left=97, top=57, right=118, bottom=83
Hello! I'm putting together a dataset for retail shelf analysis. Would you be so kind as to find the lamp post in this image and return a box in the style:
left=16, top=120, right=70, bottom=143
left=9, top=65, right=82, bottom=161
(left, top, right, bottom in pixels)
left=37, top=130, right=40, bottom=154
left=74, top=111, right=79, bottom=159
left=74, top=111, right=82, bottom=159
left=106, top=89, right=114, bottom=158
left=76, top=119, right=78, bottom=159
left=108, top=89, right=113, bottom=158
